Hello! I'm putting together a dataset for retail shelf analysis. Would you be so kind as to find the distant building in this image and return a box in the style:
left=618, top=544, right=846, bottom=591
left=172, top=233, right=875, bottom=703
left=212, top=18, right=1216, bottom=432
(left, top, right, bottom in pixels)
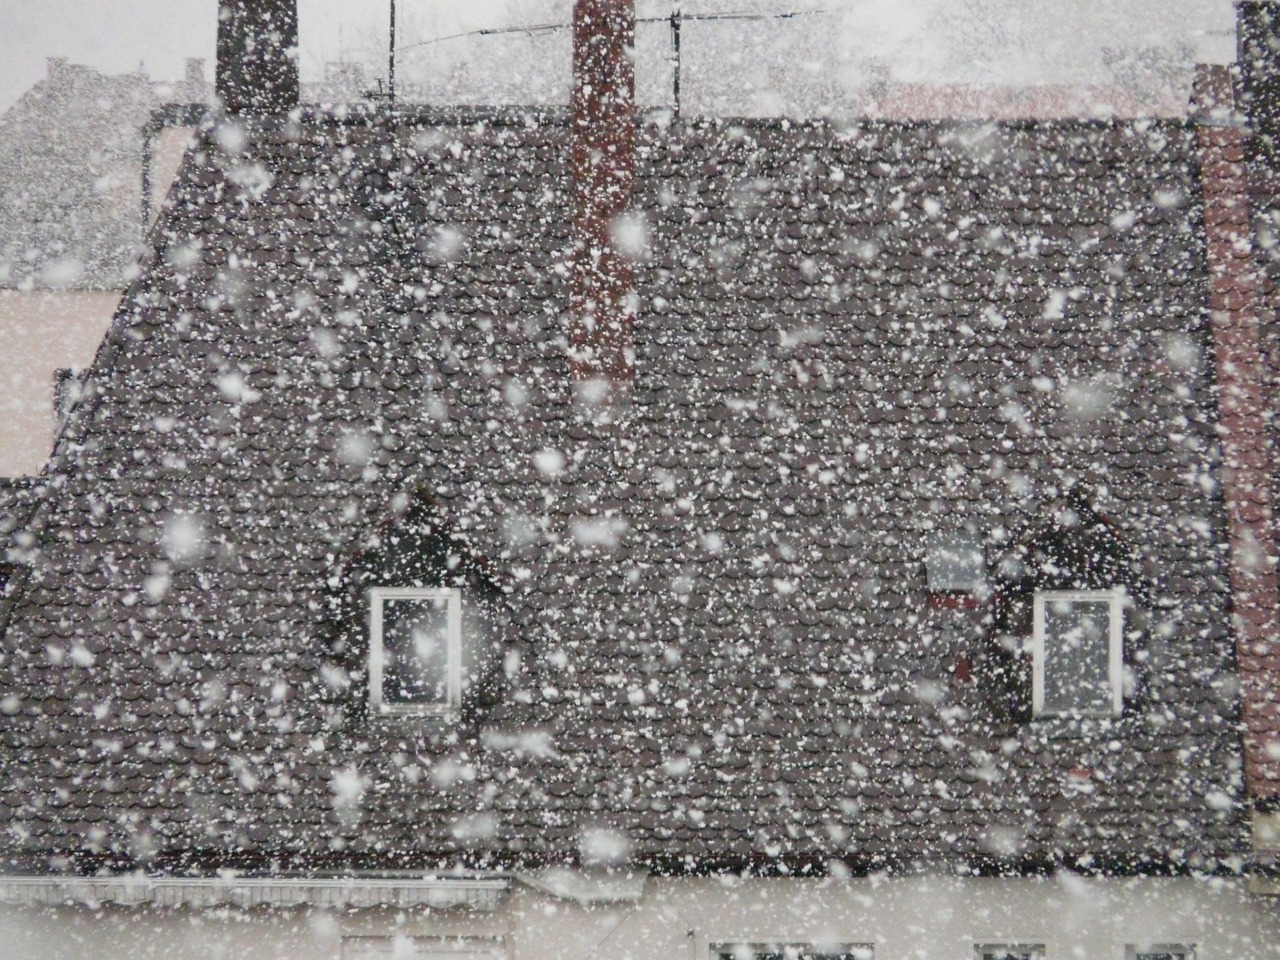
left=0, top=57, right=212, bottom=478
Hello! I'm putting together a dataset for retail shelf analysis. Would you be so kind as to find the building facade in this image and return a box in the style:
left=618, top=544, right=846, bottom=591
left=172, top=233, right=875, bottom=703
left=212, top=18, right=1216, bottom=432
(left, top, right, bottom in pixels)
left=1, top=2, right=1279, bottom=958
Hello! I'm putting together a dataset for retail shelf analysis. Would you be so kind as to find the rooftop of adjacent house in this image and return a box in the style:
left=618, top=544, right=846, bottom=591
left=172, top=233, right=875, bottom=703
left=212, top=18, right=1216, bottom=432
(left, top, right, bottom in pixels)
left=0, top=58, right=212, bottom=292
left=0, top=108, right=1242, bottom=874
left=0, top=34, right=1207, bottom=297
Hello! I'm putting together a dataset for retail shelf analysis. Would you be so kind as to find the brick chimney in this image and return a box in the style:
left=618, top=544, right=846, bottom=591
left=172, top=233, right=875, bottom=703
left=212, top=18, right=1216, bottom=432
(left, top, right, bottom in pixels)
left=1192, top=63, right=1280, bottom=824
left=216, top=0, right=299, bottom=116
left=569, top=0, right=637, bottom=405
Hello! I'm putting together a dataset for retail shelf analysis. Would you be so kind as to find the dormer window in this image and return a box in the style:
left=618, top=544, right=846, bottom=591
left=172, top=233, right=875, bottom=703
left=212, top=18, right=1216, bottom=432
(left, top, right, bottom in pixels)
left=1032, top=588, right=1124, bottom=718
left=330, top=491, right=515, bottom=724
left=368, top=586, right=462, bottom=716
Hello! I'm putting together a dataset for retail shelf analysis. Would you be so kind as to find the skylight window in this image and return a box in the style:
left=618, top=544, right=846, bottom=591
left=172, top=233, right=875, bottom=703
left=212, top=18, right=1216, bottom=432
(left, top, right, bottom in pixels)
left=368, top=586, right=462, bottom=716
left=1032, top=588, right=1124, bottom=717
left=926, top=532, right=986, bottom=594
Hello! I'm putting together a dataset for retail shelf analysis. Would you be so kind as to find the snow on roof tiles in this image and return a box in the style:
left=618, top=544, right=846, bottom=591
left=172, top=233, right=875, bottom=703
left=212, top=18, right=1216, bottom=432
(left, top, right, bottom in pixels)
left=0, top=110, right=1242, bottom=872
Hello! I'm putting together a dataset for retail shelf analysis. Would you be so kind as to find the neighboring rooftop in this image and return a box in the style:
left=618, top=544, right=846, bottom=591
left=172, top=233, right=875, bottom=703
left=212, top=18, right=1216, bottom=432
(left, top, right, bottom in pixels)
left=0, top=57, right=211, bottom=292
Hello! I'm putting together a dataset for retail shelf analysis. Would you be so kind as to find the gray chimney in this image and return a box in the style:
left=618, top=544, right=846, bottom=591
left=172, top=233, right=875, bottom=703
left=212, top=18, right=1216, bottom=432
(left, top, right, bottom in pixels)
left=216, top=0, right=299, bottom=116
left=1238, top=1, right=1280, bottom=161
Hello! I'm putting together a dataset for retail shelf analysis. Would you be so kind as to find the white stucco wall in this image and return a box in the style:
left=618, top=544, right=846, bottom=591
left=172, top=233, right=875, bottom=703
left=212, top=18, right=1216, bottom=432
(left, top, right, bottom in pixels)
left=0, top=874, right=1276, bottom=960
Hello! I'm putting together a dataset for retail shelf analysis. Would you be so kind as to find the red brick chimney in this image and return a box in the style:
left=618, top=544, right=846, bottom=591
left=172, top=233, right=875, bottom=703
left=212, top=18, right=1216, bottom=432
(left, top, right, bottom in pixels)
left=570, top=0, right=637, bottom=404
left=1191, top=64, right=1280, bottom=809
left=216, top=0, right=299, bottom=116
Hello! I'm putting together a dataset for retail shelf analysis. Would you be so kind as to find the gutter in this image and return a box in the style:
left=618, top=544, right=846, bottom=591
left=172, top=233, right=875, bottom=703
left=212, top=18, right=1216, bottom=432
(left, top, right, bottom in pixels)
left=0, top=874, right=510, bottom=910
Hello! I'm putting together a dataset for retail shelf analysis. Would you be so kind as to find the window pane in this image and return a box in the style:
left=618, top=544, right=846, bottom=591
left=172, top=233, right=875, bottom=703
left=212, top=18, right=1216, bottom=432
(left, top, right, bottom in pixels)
left=1043, top=597, right=1112, bottom=713
left=382, top=596, right=451, bottom=705
left=715, top=950, right=870, bottom=960
left=977, top=944, right=1044, bottom=960
left=343, top=936, right=503, bottom=960
left=715, top=947, right=870, bottom=960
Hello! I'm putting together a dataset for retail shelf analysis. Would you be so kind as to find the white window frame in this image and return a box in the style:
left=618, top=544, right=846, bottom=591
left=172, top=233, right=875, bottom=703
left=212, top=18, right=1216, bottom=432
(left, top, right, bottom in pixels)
left=1031, top=587, right=1124, bottom=718
left=368, top=586, right=463, bottom=717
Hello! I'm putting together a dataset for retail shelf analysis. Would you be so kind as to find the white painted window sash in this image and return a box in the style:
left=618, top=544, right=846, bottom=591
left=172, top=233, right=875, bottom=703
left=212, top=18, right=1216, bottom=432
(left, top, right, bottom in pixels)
left=1031, top=587, right=1125, bottom=718
left=368, top=586, right=463, bottom=717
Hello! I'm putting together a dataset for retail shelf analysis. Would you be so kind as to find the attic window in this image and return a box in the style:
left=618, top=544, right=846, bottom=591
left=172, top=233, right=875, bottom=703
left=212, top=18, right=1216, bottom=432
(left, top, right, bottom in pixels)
left=1032, top=588, right=1124, bottom=718
left=368, top=586, right=462, bottom=716
left=926, top=532, right=986, bottom=594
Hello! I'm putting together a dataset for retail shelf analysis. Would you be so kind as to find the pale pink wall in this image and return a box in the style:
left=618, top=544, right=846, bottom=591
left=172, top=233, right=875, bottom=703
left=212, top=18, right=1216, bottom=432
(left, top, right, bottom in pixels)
left=0, top=291, right=118, bottom=476
left=0, top=125, right=194, bottom=479
left=149, top=127, right=197, bottom=221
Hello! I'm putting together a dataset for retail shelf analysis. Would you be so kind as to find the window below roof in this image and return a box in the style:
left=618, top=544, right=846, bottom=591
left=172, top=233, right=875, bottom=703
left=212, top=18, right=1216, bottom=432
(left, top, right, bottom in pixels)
left=713, top=944, right=873, bottom=960
left=1031, top=588, right=1124, bottom=718
left=368, top=586, right=463, bottom=717
left=975, top=945, right=1044, bottom=960
left=1126, top=945, right=1195, bottom=960
left=343, top=935, right=506, bottom=960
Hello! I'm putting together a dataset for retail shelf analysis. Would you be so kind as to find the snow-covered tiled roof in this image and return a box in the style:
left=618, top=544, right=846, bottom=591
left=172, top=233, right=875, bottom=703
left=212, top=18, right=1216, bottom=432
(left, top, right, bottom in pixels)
left=0, top=108, right=1242, bottom=873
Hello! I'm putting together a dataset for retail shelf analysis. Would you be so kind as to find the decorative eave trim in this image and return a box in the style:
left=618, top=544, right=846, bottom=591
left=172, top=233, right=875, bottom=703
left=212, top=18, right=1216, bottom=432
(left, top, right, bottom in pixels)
left=0, top=875, right=510, bottom=910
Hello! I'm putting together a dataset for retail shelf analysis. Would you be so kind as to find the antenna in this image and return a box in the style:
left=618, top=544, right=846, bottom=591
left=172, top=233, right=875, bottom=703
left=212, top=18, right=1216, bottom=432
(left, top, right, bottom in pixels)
left=670, top=4, right=682, bottom=119
left=389, top=0, right=397, bottom=102
left=396, top=8, right=826, bottom=114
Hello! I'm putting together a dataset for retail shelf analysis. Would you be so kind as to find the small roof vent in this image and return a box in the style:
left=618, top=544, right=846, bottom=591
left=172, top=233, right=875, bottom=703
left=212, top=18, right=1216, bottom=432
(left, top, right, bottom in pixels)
left=926, top=533, right=986, bottom=595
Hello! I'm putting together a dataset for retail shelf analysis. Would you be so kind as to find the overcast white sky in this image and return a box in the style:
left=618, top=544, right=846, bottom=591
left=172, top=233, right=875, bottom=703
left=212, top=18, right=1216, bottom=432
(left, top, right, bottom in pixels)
left=0, top=0, right=1240, bottom=114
